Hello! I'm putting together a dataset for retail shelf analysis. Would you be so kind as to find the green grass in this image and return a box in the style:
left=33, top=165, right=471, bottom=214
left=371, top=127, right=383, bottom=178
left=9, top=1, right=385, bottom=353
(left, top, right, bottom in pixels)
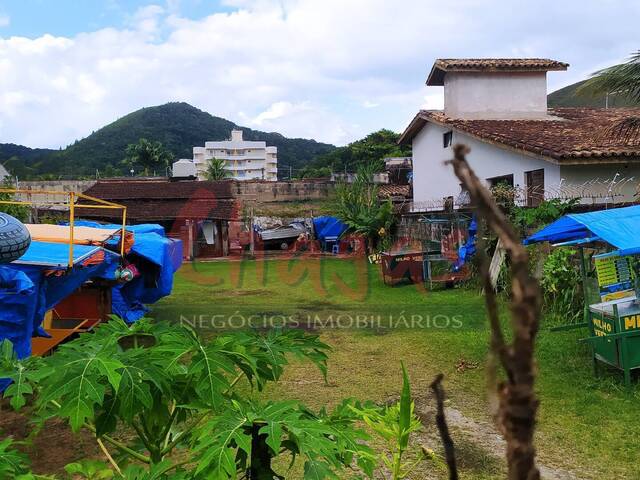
left=153, top=257, right=640, bottom=479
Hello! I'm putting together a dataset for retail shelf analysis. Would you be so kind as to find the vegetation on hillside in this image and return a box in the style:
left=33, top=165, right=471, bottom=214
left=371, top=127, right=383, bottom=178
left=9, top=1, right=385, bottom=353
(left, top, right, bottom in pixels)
left=124, top=138, right=173, bottom=176
left=297, top=129, right=411, bottom=179
left=0, top=103, right=336, bottom=180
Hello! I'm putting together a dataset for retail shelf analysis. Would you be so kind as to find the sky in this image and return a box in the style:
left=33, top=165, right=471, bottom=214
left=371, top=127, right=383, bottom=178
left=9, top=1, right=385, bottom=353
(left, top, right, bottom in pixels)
left=0, top=0, right=637, bottom=149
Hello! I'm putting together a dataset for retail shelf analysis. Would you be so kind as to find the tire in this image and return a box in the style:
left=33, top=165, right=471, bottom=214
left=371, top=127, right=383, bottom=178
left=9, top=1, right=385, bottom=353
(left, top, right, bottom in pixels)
left=0, top=213, right=31, bottom=263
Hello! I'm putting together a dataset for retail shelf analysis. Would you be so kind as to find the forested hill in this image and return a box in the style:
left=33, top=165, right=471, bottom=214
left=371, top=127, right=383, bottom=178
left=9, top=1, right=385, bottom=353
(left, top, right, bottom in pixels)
left=0, top=102, right=336, bottom=179
left=548, top=80, right=640, bottom=108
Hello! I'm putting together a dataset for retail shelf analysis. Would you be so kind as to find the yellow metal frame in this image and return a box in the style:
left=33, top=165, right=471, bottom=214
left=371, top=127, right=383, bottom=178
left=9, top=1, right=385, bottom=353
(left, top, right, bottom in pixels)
left=0, top=189, right=127, bottom=268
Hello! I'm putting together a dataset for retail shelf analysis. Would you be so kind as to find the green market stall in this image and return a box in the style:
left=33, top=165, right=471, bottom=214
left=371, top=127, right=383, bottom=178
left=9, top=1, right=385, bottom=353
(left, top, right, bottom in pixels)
left=525, top=205, right=640, bottom=387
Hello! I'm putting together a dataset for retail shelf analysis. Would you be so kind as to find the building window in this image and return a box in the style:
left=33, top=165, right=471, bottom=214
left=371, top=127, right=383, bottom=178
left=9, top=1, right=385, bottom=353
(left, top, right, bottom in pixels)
left=486, top=174, right=514, bottom=188
left=443, top=131, right=453, bottom=148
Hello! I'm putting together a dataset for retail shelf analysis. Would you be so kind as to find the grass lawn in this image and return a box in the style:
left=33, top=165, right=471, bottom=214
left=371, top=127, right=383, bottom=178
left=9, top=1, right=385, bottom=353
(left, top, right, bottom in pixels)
left=153, top=257, right=640, bottom=479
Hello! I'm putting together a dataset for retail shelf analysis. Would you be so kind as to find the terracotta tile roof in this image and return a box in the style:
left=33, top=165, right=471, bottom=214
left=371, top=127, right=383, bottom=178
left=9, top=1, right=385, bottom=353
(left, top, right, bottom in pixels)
left=377, top=184, right=411, bottom=199
left=81, top=198, right=240, bottom=221
left=399, top=108, right=640, bottom=163
left=84, top=179, right=235, bottom=200
left=427, top=58, right=568, bottom=85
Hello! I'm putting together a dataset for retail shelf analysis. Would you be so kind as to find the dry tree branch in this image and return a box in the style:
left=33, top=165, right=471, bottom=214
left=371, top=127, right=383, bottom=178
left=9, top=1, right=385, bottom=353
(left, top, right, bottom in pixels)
left=448, top=144, right=542, bottom=480
left=430, top=374, right=458, bottom=480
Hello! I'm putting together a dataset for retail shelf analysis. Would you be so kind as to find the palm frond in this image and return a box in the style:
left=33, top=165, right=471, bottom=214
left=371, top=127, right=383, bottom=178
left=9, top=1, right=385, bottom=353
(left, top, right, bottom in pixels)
left=577, top=51, right=640, bottom=102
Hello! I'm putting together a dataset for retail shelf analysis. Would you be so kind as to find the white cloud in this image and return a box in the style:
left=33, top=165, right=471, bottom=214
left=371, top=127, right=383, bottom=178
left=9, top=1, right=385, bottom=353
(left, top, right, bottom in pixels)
left=0, top=0, right=638, bottom=148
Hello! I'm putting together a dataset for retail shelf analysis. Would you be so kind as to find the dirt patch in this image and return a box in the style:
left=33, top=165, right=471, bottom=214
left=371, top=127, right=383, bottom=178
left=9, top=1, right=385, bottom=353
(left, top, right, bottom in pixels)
left=415, top=400, right=583, bottom=480
left=0, top=407, right=100, bottom=475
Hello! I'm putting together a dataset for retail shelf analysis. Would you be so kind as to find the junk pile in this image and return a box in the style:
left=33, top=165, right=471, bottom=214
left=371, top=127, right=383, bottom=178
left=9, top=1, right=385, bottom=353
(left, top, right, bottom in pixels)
left=0, top=219, right=182, bottom=363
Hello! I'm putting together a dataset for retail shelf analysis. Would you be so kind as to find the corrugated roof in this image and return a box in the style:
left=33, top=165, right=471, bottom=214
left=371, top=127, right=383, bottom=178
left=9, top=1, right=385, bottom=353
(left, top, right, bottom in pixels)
left=399, top=108, right=640, bottom=163
left=427, top=58, right=568, bottom=85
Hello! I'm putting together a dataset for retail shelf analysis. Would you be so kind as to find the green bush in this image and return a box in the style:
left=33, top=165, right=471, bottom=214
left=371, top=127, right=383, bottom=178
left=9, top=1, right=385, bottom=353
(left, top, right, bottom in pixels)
left=540, top=247, right=582, bottom=325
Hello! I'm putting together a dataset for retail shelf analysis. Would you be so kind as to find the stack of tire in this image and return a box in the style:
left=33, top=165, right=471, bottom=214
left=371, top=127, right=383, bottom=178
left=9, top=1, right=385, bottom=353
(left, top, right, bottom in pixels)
left=0, top=213, right=31, bottom=264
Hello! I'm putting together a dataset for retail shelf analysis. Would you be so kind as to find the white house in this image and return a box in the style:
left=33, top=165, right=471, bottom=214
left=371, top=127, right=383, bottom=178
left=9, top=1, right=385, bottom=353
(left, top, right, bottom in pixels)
left=400, top=59, right=640, bottom=208
left=188, top=129, right=278, bottom=181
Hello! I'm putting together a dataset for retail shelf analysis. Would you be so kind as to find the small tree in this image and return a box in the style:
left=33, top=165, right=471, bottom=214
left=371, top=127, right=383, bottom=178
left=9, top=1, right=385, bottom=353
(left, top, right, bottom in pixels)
left=332, top=162, right=394, bottom=253
left=124, top=138, right=173, bottom=177
left=0, top=179, right=29, bottom=221
left=204, top=158, right=231, bottom=181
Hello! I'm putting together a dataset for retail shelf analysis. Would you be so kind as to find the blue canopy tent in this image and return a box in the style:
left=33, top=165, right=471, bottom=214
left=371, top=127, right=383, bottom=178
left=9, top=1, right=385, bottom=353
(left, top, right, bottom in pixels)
left=524, top=205, right=640, bottom=255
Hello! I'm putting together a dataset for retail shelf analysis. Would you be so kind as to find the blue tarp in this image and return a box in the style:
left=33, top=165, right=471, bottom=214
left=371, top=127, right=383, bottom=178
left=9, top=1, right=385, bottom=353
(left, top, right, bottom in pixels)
left=313, top=216, right=348, bottom=241
left=524, top=205, right=640, bottom=255
left=70, top=221, right=183, bottom=322
left=0, top=248, right=119, bottom=359
left=15, top=242, right=110, bottom=267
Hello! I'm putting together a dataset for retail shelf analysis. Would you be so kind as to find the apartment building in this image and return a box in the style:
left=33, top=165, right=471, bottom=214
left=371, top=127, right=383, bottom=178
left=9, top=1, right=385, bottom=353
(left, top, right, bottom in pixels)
left=191, top=129, right=278, bottom=181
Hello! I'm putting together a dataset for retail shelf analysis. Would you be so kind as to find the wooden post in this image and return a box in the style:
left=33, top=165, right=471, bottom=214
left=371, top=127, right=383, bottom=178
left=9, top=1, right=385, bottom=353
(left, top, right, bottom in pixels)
left=249, top=206, right=255, bottom=255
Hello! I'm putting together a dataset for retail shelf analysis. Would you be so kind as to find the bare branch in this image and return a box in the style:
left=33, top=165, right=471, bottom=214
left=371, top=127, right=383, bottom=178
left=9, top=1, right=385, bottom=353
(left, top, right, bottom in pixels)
left=430, top=374, right=458, bottom=480
left=448, top=144, right=542, bottom=480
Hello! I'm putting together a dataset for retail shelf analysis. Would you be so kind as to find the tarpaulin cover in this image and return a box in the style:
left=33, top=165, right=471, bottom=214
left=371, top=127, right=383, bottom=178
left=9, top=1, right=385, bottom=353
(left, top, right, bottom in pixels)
left=313, top=216, right=348, bottom=241
left=0, top=251, right=119, bottom=359
left=14, top=241, right=107, bottom=267
left=524, top=205, right=640, bottom=255
left=71, top=221, right=183, bottom=323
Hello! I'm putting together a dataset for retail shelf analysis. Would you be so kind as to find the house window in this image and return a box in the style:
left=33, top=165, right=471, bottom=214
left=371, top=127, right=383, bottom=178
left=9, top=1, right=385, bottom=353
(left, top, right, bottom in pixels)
left=486, top=174, right=514, bottom=188
left=443, top=131, right=453, bottom=148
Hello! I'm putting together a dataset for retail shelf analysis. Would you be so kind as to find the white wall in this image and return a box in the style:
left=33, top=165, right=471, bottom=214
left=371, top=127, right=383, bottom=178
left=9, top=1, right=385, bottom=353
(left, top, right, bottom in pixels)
left=560, top=164, right=640, bottom=202
left=412, top=122, right=560, bottom=204
left=444, top=72, right=548, bottom=119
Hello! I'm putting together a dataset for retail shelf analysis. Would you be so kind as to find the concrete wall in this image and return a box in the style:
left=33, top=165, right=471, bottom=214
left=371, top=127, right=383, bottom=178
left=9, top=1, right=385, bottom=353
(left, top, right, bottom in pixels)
left=412, top=122, right=560, bottom=204
left=560, top=164, right=640, bottom=203
left=14, top=180, right=97, bottom=203
left=233, top=180, right=335, bottom=203
left=444, top=72, right=548, bottom=119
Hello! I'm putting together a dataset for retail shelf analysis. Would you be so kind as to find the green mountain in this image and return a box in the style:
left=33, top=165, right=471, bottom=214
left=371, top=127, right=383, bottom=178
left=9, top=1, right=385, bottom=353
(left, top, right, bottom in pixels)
left=548, top=80, right=640, bottom=108
left=0, top=102, right=336, bottom=179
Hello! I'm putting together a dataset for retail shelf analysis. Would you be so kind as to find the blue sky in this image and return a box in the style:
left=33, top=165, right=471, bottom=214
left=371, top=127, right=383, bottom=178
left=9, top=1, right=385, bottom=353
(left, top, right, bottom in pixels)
left=0, top=1, right=227, bottom=37
left=0, top=0, right=637, bottom=149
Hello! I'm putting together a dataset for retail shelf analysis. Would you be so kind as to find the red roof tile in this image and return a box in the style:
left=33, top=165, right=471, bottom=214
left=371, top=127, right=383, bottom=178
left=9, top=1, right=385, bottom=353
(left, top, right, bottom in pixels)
left=84, top=179, right=235, bottom=200
left=427, top=58, right=568, bottom=85
left=81, top=198, right=240, bottom=221
left=399, top=108, right=640, bottom=163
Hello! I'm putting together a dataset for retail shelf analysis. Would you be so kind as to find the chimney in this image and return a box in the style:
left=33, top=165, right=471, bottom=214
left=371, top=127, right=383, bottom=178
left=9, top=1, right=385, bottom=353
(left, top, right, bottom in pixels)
left=426, top=59, right=568, bottom=120
left=231, top=129, right=243, bottom=142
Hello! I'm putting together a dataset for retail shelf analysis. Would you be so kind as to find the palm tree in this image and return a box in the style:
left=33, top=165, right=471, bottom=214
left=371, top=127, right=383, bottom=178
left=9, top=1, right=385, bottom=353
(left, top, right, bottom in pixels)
left=205, top=158, right=231, bottom=181
left=124, top=138, right=173, bottom=176
left=577, top=51, right=640, bottom=143
left=577, top=51, right=640, bottom=103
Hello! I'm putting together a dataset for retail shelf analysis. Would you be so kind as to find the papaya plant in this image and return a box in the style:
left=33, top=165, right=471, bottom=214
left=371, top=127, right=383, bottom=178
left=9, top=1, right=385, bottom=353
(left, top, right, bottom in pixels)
left=0, top=319, right=376, bottom=478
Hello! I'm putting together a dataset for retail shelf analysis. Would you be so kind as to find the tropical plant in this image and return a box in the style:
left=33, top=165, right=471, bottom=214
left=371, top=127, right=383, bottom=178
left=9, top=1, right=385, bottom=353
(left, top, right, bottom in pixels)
left=511, top=198, right=579, bottom=234
left=577, top=51, right=640, bottom=143
left=539, top=247, right=582, bottom=325
left=350, top=364, right=425, bottom=479
left=0, top=319, right=386, bottom=478
left=204, top=158, right=231, bottom=181
left=0, top=434, right=31, bottom=479
left=332, top=162, right=394, bottom=253
left=123, top=139, right=173, bottom=177
left=578, top=51, right=640, bottom=104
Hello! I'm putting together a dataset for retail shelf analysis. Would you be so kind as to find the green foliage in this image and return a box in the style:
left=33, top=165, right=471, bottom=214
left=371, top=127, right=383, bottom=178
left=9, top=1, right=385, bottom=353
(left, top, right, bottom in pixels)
left=0, top=179, right=29, bottom=221
left=300, top=129, right=410, bottom=176
left=540, top=248, right=582, bottom=325
left=0, top=435, right=31, bottom=479
left=0, top=103, right=335, bottom=179
left=349, top=364, right=424, bottom=479
left=194, top=399, right=373, bottom=479
left=512, top=198, right=580, bottom=231
left=577, top=51, right=640, bottom=103
left=204, top=158, right=231, bottom=181
left=123, top=139, right=173, bottom=177
left=332, top=163, right=394, bottom=252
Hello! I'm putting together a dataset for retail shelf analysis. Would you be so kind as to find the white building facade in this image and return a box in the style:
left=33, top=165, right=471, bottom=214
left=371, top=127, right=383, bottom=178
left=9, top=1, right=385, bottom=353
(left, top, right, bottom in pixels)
left=191, top=129, right=278, bottom=181
left=401, top=59, right=640, bottom=208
